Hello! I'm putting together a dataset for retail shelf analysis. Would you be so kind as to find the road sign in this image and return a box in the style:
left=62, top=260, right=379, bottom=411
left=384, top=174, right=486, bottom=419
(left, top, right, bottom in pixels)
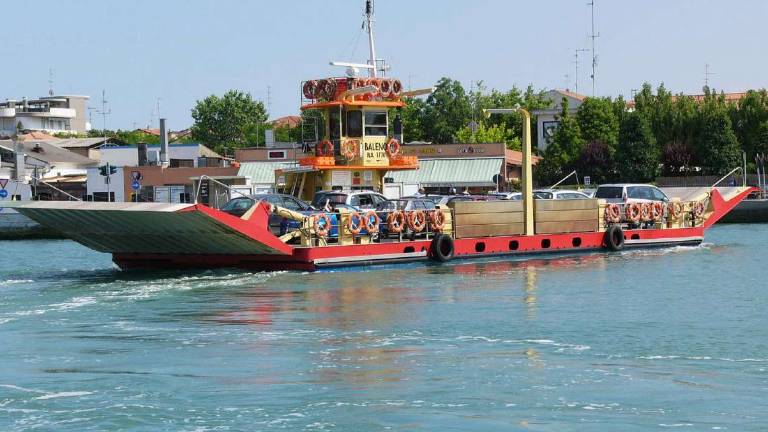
left=0, top=179, right=8, bottom=189
left=131, top=180, right=141, bottom=190
left=584, top=176, right=591, bottom=186
left=0, top=190, right=7, bottom=198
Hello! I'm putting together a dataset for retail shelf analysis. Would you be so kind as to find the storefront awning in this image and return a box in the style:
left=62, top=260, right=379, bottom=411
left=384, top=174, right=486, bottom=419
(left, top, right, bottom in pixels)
left=385, top=157, right=503, bottom=187
left=238, top=162, right=299, bottom=185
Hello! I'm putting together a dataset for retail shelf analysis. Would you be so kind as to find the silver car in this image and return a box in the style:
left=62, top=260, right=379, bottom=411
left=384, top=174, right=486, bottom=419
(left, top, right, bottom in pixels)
left=594, top=184, right=669, bottom=204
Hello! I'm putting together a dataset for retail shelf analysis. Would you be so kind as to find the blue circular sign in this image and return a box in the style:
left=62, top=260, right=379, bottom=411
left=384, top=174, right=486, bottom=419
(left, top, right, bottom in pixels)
left=131, top=180, right=141, bottom=190
left=0, top=190, right=8, bottom=198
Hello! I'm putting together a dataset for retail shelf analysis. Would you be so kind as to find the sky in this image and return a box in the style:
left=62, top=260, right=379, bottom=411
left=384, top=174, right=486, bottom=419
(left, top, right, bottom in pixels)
left=4, top=0, right=767, bottom=130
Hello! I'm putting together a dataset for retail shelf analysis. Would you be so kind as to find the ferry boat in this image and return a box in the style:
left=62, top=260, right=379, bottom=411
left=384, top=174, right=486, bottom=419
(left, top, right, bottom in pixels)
left=5, top=1, right=754, bottom=271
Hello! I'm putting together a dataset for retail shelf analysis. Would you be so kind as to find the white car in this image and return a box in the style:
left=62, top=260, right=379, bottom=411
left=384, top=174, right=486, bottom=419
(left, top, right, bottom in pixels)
left=311, top=190, right=388, bottom=211
left=594, top=184, right=669, bottom=204
left=532, top=189, right=591, bottom=200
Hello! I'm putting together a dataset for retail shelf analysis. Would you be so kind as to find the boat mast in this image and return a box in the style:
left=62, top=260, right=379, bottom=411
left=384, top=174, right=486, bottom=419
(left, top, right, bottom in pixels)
left=365, top=0, right=377, bottom=78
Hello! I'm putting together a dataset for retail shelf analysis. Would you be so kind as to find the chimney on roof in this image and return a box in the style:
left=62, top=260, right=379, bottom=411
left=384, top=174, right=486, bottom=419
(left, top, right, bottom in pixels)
left=159, top=118, right=169, bottom=168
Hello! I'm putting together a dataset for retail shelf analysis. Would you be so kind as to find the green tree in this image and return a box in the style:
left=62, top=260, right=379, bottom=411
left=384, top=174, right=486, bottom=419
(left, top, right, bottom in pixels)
left=455, top=122, right=518, bottom=149
left=697, top=106, right=742, bottom=175
left=399, top=97, right=427, bottom=142
left=422, top=77, right=471, bottom=143
left=191, top=90, right=268, bottom=154
left=616, top=111, right=659, bottom=182
left=576, top=97, right=619, bottom=150
left=730, top=89, right=768, bottom=159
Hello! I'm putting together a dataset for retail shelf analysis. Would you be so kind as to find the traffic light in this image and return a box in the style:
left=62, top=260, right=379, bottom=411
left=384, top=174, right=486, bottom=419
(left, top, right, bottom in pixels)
left=99, top=165, right=107, bottom=176
left=98, top=163, right=117, bottom=176
left=109, top=165, right=117, bottom=175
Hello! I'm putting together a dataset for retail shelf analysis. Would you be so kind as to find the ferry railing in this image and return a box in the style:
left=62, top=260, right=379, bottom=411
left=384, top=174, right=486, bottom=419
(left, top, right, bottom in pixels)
left=31, top=177, right=81, bottom=201
left=193, top=175, right=251, bottom=207
left=711, top=166, right=745, bottom=189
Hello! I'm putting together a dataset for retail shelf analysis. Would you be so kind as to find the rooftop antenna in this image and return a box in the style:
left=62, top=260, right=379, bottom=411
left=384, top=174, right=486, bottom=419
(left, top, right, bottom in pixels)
left=95, top=89, right=111, bottom=139
left=574, top=48, right=590, bottom=94
left=587, top=0, right=600, bottom=96
left=156, top=97, right=162, bottom=120
left=704, top=63, right=715, bottom=89
left=48, top=68, right=54, bottom=96
left=365, top=0, right=377, bottom=78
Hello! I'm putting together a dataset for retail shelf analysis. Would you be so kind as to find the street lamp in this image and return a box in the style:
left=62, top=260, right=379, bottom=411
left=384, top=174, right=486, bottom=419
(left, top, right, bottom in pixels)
left=483, top=106, right=534, bottom=236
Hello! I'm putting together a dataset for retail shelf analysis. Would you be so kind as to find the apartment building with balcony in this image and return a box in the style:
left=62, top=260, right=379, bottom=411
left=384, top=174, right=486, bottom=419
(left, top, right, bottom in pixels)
left=0, top=94, right=90, bottom=137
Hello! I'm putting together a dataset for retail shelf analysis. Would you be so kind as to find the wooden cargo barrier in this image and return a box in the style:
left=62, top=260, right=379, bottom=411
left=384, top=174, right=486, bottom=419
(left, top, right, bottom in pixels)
left=534, top=199, right=599, bottom=234
left=450, top=200, right=524, bottom=238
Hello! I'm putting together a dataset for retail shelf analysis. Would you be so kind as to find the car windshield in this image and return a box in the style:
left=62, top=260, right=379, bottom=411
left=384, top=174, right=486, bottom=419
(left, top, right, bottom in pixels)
left=595, top=186, right=624, bottom=199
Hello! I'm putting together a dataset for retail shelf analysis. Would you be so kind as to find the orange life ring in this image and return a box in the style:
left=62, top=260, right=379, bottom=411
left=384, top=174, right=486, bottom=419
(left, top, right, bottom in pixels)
left=365, top=78, right=381, bottom=91
left=385, top=138, right=400, bottom=158
left=626, top=203, right=642, bottom=223
left=668, top=201, right=683, bottom=218
left=313, top=213, right=332, bottom=237
left=364, top=210, right=380, bottom=233
left=605, top=203, right=621, bottom=224
left=302, top=80, right=319, bottom=99
left=316, top=139, right=334, bottom=157
left=380, top=79, right=392, bottom=96
left=346, top=211, right=363, bottom=236
left=341, top=139, right=359, bottom=159
left=355, top=77, right=367, bottom=88
left=387, top=210, right=405, bottom=233
left=692, top=201, right=705, bottom=218
left=650, top=202, right=664, bottom=222
left=408, top=210, right=427, bottom=233
left=640, top=203, right=652, bottom=222
left=321, top=79, right=336, bottom=99
left=391, top=79, right=402, bottom=96
left=429, top=210, right=446, bottom=231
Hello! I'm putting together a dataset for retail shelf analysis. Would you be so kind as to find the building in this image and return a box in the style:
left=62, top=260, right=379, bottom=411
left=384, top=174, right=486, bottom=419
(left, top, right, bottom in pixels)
left=98, top=143, right=226, bottom=168
left=0, top=95, right=90, bottom=137
left=532, top=89, right=586, bottom=153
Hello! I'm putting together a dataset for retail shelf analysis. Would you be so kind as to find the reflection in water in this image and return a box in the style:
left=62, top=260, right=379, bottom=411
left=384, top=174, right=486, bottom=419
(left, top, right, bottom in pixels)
left=524, top=266, right=537, bottom=320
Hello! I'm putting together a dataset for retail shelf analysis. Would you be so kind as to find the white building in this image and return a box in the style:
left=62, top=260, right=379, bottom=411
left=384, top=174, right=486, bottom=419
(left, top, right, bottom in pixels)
left=533, top=89, right=586, bottom=152
left=98, top=143, right=223, bottom=168
left=0, top=95, right=90, bottom=137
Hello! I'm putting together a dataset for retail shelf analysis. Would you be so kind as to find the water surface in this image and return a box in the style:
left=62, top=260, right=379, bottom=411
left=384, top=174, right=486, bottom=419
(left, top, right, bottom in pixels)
left=1, top=225, right=767, bottom=431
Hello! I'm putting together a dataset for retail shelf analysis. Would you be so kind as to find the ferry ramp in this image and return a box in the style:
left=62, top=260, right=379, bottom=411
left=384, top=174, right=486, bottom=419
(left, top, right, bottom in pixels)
left=12, top=202, right=291, bottom=256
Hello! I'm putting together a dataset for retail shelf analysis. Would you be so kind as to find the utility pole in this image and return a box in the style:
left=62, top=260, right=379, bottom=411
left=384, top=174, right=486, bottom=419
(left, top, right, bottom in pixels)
left=574, top=48, right=590, bottom=94
left=587, top=0, right=600, bottom=96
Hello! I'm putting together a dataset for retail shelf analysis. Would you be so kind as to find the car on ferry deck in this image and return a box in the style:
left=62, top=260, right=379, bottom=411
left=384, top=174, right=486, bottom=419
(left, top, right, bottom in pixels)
left=311, top=190, right=387, bottom=211
left=375, top=197, right=436, bottom=212
left=595, top=184, right=669, bottom=204
left=220, top=193, right=314, bottom=235
left=532, top=189, right=591, bottom=200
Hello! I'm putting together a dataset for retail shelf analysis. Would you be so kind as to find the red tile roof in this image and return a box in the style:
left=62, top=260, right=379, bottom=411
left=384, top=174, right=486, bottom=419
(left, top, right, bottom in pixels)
left=270, top=115, right=302, bottom=129
left=506, top=149, right=541, bottom=166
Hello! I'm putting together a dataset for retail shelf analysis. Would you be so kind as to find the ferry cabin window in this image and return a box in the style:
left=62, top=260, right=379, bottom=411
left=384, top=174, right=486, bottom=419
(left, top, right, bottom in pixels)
left=364, top=111, right=388, bottom=136
left=346, top=110, right=363, bottom=137
left=329, top=110, right=341, bottom=141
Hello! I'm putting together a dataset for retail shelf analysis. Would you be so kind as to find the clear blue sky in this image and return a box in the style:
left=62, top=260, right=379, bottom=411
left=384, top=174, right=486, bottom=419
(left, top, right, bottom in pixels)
left=5, top=0, right=767, bottom=130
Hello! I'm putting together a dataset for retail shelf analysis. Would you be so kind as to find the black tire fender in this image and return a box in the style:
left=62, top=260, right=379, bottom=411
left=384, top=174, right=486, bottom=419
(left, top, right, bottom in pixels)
left=430, top=234, right=454, bottom=262
left=605, top=224, right=625, bottom=251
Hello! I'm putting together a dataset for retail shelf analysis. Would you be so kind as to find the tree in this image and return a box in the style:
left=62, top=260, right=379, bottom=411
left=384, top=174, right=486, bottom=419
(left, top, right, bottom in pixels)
left=576, top=97, right=619, bottom=150
left=697, top=107, right=742, bottom=175
left=191, top=90, right=268, bottom=154
left=616, top=111, right=659, bottom=182
left=400, top=97, right=427, bottom=142
left=577, top=140, right=614, bottom=184
left=422, top=77, right=471, bottom=143
left=731, top=89, right=768, bottom=159
left=455, top=122, right=518, bottom=149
